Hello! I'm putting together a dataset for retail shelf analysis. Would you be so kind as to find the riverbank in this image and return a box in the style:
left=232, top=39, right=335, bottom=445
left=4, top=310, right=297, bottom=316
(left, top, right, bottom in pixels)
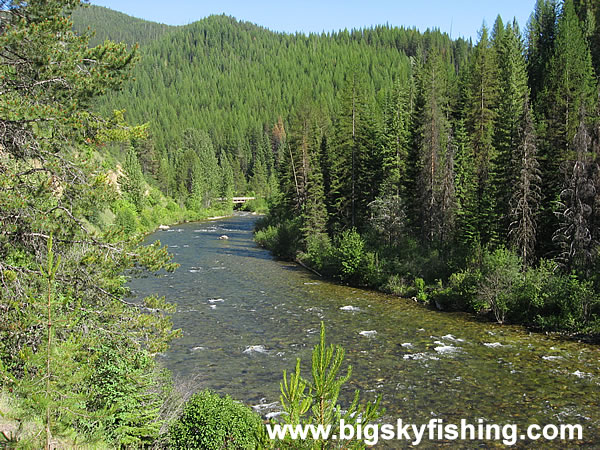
left=253, top=218, right=600, bottom=339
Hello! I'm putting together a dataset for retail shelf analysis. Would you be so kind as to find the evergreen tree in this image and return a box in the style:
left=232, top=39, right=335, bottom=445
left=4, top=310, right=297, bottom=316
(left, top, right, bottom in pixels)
left=538, top=0, right=597, bottom=251
left=493, top=20, right=530, bottom=239
left=180, top=129, right=220, bottom=209
left=218, top=152, right=235, bottom=202
left=553, top=113, right=596, bottom=275
left=573, top=0, right=600, bottom=75
left=413, top=50, right=454, bottom=244
left=452, top=119, right=478, bottom=247
left=329, top=72, right=363, bottom=230
left=0, top=1, right=177, bottom=444
left=249, top=155, right=268, bottom=196
left=526, top=0, right=558, bottom=104
left=465, top=24, right=500, bottom=245
left=380, top=78, right=412, bottom=197
left=509, top=98, right=542, bottom=266
left=301, top=140, right=329, bottom=240
left=122, top=145, right=146, bottom=211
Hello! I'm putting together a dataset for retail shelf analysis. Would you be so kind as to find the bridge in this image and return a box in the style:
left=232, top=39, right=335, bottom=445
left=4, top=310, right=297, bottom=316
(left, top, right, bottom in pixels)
left=232, top=197, right=255, bottom=204
left=217, top=197, right=256, bottom=204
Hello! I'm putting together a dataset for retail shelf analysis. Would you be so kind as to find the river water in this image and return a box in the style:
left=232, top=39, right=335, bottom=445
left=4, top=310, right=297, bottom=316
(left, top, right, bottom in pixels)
left=130, top=213, right=599, bottom=447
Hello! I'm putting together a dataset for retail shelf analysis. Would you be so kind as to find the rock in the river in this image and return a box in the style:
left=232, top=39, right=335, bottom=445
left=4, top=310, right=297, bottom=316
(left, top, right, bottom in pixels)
left=158, top=224, right=170, bottom=230
left=218, top=235, right=229, bottom=240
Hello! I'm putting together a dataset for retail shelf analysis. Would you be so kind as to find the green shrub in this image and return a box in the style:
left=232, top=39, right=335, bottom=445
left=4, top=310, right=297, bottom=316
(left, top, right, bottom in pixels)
left=478, top=248, right=522, bottom=323
left=440, top=268, right=481, bottom=311
left=414, top=277, right=427, bottom=302
left=166, top=199, right=180, bottom=213
left=147, top=187, right=162, bottom=207
left=301, top=232, right=332, bottom=272
left=113, top=200, right=139, bottom=235
left=241, top=197, right=268, bottom=213
left=532, top=272, right=599, bottom=332
left=254, top=225, right=279, bottom=251
left=169, top=390, right=263, bottom=449
left=332, top=228, right=365, bottom=282
left=509, top=259, right=555, bottom=324
left=382, top=274, right=411, bottom=297
left=359, top=251, right=383, bottom=286
left=254, top=219, right=301, bottom=259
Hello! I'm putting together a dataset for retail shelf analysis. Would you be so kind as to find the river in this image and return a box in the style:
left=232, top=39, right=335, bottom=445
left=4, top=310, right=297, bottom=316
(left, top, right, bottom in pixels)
left=130, top=212, right=599, bottom=446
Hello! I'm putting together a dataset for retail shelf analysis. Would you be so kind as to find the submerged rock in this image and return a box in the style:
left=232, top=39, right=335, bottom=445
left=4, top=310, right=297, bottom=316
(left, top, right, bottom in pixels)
left=340, top=305, right=360, bottom=312
left=484, top=342, right=503, bottom=348
left=434, top=345, right=459, bottom=354
left=359, top=330, right=377, bottom=337
left=243, top=345, right=268, bottom=354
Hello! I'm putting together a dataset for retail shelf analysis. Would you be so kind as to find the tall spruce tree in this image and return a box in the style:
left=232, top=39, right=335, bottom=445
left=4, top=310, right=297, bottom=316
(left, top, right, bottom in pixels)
left=465, top=24, right=500, bottom=245
left=329, top=71, right=367, bottom=230
left=538, top=0, right=597, bottom=252
left=413, top=50, right=454, bottom=244
left=509, top=98, right=542, bottom=266
left=573, top=0, right=600, bottom=75
left=493, top=20, right=530, bottom=240
left=380, top=78, right=412, bottom=198
left=452, top=118, right=478, bottom=247
left=526, top=0, right=558, bottom=104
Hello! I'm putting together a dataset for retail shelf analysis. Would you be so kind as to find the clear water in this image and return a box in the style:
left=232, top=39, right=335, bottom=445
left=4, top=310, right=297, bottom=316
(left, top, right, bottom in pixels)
left=130, top=213, right=600, bottom=446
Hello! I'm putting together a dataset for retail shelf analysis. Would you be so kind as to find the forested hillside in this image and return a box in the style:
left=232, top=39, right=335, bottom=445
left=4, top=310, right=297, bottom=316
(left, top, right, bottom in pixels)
left=71, top=5, right=173, bottom=47
left=73, top=4, right=470, bottom=213
left=71, top=1, right=600, bottom=336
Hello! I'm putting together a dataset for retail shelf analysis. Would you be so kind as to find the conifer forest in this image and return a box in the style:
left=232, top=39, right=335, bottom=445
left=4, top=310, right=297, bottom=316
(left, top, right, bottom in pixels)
left=1, top=0, right=600, bottom=447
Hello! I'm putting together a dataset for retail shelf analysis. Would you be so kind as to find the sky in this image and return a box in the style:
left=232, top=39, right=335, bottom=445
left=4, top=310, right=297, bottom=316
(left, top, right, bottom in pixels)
left=90, top=0, right=537, bottom=42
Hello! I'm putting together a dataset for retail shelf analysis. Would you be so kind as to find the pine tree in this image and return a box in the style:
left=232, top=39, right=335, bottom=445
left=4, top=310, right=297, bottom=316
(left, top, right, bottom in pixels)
left=493, top=21, right=530, bottom=239
left=538, top=0, right=597, bottom=251
left=465, top=24, right=499, bottom=245
left=553, top=112, right=596, bottom=275
left=509, top=98, right=542, bottom=266
left=527, top=0, right=558, bottom=104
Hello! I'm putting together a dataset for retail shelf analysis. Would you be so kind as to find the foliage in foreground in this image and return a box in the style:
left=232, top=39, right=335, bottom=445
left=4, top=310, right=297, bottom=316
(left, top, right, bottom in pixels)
left=0, top=0, right=180, bottom=446
left=274, top=322, right=383, bottom=449
left=168, top=323, right=382, bottom=449
left=169, top=390, right=264, bottom=449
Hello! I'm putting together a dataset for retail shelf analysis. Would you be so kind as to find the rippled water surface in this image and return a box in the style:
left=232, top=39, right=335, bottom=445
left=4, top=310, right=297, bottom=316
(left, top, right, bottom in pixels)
left=130, top=213, right=600, bottom=446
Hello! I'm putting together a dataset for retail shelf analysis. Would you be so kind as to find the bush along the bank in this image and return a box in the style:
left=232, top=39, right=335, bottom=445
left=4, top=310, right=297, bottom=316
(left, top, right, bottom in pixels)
left=422, top=248, right=600, bottom=334
left=169, top=390, right=265, bottom=449
left=255, top=216, right=600, bottom=334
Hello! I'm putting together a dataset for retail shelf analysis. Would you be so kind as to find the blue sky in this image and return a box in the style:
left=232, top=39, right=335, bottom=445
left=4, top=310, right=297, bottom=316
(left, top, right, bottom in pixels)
left=90, top=0, right=537, bottom=42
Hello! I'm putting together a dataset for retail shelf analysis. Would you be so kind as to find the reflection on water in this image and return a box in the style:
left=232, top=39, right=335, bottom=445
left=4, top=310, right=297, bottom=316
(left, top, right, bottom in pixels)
left=130, top=213, right=600, bottom=446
